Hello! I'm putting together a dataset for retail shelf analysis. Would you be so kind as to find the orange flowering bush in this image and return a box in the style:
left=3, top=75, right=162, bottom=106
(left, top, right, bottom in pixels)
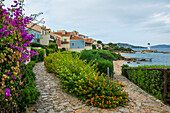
left=44, top=51, right=128, bottom=108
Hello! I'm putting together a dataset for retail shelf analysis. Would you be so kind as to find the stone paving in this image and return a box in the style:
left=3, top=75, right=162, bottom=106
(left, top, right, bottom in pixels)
left=28, top=62, right=170, bottom=113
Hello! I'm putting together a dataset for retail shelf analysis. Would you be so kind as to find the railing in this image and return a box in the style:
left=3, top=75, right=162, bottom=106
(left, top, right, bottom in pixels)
left=123, top=68, right=170, bottom=104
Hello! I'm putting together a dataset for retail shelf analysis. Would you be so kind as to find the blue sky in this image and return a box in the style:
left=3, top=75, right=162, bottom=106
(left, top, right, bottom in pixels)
left=4, top=0, right=170, bottom=46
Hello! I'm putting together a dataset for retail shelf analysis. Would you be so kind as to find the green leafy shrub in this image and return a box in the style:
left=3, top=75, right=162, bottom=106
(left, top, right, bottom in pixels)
left=26, top=61, right=36, bottom=70
left=92, top=45, right=96, bottom=49
left=80, top=50, right=116, bottom=75
left=18, top=61, right=40, bottom=110
left=31, top=48, right=45, bottom=62
left=46, top=48, right=54, bottom=56
left=110, top=52, right=124, bottom=60
left=48, top=43, right=58, bottom=52
left=44, top=52, right=128, bottom=108
left=122, top=65, right=170, bottom=104
left=30, top=42, right=43, bottom=47
left=96, top=59, right=113, bottom=75
left=58, top=48, right=64, bottom=52
left=80, top=50, right=100, bottom=62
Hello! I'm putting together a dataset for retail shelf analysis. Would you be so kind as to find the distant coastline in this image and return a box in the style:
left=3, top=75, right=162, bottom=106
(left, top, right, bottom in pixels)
left=116, top=50, right=170, bottom=54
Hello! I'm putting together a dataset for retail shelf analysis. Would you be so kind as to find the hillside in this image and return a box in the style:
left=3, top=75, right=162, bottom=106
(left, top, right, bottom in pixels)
left=151, top=44, right=170, bottom=48
left=117, top=43, right=146, bottom=48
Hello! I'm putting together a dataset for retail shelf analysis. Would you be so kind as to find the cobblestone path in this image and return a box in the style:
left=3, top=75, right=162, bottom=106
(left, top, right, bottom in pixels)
left=28, top=62, right=170, bottom=113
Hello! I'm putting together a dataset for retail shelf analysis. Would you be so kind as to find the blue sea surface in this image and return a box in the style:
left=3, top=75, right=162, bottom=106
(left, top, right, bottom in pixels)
left=121, top=48, right=170, bottom=67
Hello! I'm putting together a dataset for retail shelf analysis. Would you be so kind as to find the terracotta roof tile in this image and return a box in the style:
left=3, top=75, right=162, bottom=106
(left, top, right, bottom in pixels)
left=26, top=22, right=42, bottom=33
left=71, top=36, right=84, bottom=40
left=79, top=34, right=85, bottom=37
left=85, top=40, right=92, bottom=43
left=54, top=32, right=71, bottom=36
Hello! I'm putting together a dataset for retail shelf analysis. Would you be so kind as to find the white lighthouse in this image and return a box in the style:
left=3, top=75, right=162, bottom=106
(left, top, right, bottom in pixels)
left=148, top=43, right=150, bottom=50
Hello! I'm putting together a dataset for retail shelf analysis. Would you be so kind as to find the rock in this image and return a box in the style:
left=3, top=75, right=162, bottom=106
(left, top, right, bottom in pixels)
left=41, top=92, right=49, bottom=95
left=42, top=98, right=48, bottom=101
left=66, top=107, right=73, bottom=112
left=54, top=105, right=58, bottom=109
left=111, top=112, right=121, bottom=113
left=59, top=110, right=66, bottom=113
left=55, top=106, right=65, bottom=112
left=101, top=109, right=109, bottom=113
left=37, top=109, right=46, bottom=113
left=39, top=105, right=47, bottom=109
left=162, top=106, right=170, bottom=112
left=135, top=102, right=141, bottom=106
left=142, top=103, right=154, bottom=107
left=48, top=109, right=55, bottom=113
left=75, top=109, right=89, bottom=113
left=45, top=106, right=53, bottom=111
left=42, top=95, right=48, bottom=98
left=92, top=111, right=100, bottom=113
left=59, top=102, right=69, bottom=106
left=119, top=109, right=129, bottom=112
left=73, top=105, right=85, bottom=110
left=151, top=111, right=160, bottom=113
left=134, top=107, right=140, bottom=110
left=129, top=109, right=139, bottom=113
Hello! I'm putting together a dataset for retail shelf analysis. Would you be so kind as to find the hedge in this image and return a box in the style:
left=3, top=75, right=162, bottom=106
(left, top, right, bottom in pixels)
left=96, top=59, right=113, bottom=75
left=30, top=42, right=43, bottom=47
left=48, top=43, right=58, bottom=52
left=31, top=48, right=45, bottom=62
left=80, top=50, right=114, bottom=75
left=44, top=52, right=128, bottom=108
left=122, top=65, right=170, bottom=104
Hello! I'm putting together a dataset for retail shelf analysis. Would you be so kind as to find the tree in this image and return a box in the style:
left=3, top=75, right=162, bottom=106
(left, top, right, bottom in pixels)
left=107, top=42, right=117, bottom=47
left=97, top=40, right=102, bottom=44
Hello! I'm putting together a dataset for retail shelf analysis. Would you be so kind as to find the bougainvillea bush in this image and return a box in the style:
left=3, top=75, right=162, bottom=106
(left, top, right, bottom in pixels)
left=0, top=0, right=40, bottom=112
left=44, top=51, right=128, bottom=108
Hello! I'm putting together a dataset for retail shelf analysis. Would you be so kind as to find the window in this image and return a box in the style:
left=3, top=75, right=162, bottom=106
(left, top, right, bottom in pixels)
left=62, top=32, right=65, bottom=35
left=42, top=31, right=44, bottom=35
left=50, top=35, right=54, bottom=39
left=45, top=32, right=46, bottom=35
left=64, top=39, right=67, bottom=42
left=71, top=42, right=74, bottom=46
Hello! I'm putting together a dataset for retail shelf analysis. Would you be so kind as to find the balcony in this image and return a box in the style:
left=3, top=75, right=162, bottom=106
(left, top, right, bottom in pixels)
left=61, top=41, right=69, bottom=44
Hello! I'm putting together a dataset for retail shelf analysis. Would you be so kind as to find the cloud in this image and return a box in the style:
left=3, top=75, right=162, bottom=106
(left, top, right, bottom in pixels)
left=3, top=0, right=170, bottom=46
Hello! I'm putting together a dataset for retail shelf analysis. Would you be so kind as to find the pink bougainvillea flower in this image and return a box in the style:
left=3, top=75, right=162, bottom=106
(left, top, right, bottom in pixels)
left=7, top=72, right=10, bottom=75
left=4, top=89, right=11, bottom=97
left=13, top=76, right=16, bottom=80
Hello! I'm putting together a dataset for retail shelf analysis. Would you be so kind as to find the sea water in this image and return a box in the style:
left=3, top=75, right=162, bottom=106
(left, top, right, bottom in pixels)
left=121, top=48, right=170, bottom=67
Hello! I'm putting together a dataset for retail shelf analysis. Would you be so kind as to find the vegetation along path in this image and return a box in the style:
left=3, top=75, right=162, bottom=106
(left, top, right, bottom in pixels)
left=28, top=62, right=170, bottom=113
